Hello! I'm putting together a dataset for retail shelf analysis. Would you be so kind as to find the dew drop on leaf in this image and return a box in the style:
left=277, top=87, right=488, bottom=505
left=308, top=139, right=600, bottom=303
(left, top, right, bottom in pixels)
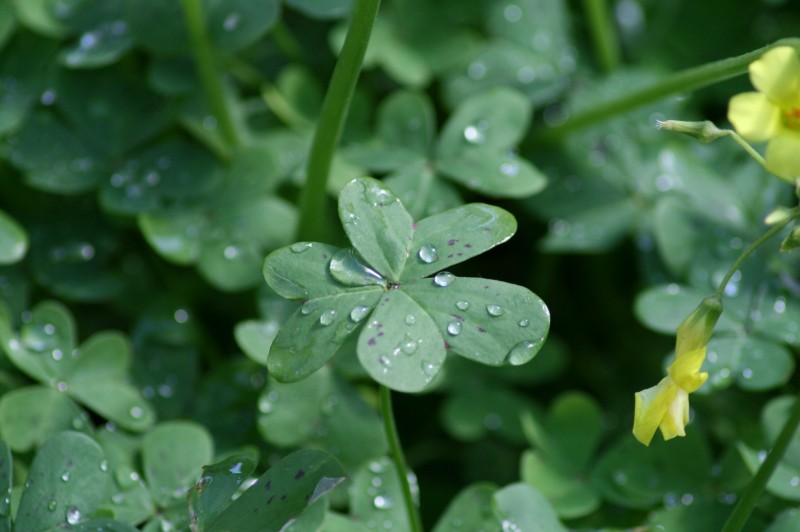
left=463, top=124, right=486, bottom=144
left=434, top=272, right=455, bottom=287
left=518, top=318, right=529, bottom=327
left=487, top=304, right=504, bottom=316
left=48, top=500, right=57, bottom=511
left=405, top=314, right=416, bottom=325
left=400, top=338, right=417, bottom=355
left=455, top=300, right=470, bottom=311
left=66, top=507, right=81, bottom=525
left=446, top=321, right=462, bottom=336
left=373, top=495, right=392, bottom=510
left=129, top=406, right=144, bottom=418
left=61, top=471, right=70, bottom=482
left=319, top=309, right=337, bottom=326
left=506, top=340, right=540, bottom=365
left=499, top=161, right=519, bottom=177
left=291, top=242, right=312, bottom=253
left=418, top=244, right=439, bottom=264
left=350, top=305, right=370, bottom=322
left=301, top=302, right=314, bottom=315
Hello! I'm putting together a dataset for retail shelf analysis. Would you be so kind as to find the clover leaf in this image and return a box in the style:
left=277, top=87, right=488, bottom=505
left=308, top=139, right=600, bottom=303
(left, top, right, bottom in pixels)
left=263, top=177, right=550, bottom=392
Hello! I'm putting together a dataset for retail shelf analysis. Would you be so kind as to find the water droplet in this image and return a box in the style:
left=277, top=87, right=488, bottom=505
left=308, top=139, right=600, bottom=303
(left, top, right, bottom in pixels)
left=365, top=184, right=396, bottom=207
left=100, top=460, right=109, bottom=472
left=518, top=318, right=529, bottom=327
left=463, top=124, right=486, bottom=144
left=455, top=300, right=470, bottom=311
left=350, top=305, right=370, bottom=322
left=66, top=507, right=81, bottom=525
left=418, top=244, right=439, bottom=264
left=774, top=298, right=787, bottom=314
left=319, top=309, right=337, bottom=326
left=506, top=340, right=540, bottom=365
left=301, top=302, right=314, bottom=315
left=223, top=11, right=241, bottom=31
left=504, top=4, right=523, bottom=22
left=516, top=66, right=535, bottom=84
left=259, top=391, right=279, bottom=414
left=41, top=89, right=56, bottom=105
left=373, top=495, right=392, bottom=509
left=329, top=248, right=386, bottom=287
left=405, top=314, right=416, bottom=325
left=400, top=338, right=417, bottom=355
left=422, top=360, right=440, bottom=378
left=791, top=476, right=800, bottom=487
left=758, top=450, right=768, bottom=462
left=61, top=471, right=71, bottom=482
left=486, top=304, right=504, bottom=316
left=499, top=161, right=519, bottom=177
left=434, top=272, right=455, bottom=287
left=223, top=245, right=240, bottom=259
left=56, top=381, right=68, bottom=392
left=742, top=368, right=753, bottom=379
left=378, top=356, right=392, bottom=372
left=48, top=500, right=57, bottom=511
left=129, top=406, right=144, bottom=418
left=369, top=461, right=386, bottom=473
left=52, top=349, right=63, bottom=361
left=291, top=242, right=312, bottom=253
left=446, top=321, right=462, bottom=336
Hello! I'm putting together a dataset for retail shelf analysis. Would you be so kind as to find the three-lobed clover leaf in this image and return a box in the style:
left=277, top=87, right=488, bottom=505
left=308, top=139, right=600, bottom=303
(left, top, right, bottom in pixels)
left=263, top=177, right=550, bottom=392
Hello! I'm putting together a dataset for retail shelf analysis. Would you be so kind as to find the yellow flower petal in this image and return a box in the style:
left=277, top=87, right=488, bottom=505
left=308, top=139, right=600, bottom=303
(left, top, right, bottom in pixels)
left=633, top=376, right=678, bottom=446
left=750, top=46, right=800, bottom=108
left=659, top=387, right=689, bottom=440
left=668, top=346, right=708, bottom=391
left=765, top=131, right=800, bottom=179
left=728, top=92, right=780, bottom=142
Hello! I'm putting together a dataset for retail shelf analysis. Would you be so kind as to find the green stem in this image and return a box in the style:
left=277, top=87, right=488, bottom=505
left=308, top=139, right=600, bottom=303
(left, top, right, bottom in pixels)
left=379, top=386, right=423, bottom=532
left=181, top=0, right=240, bottom=154
left=533, top=37, right=800, bottom=144
left=296, top=0, right=380, bottom=242
left=722, top=396, right=800, bottom=532
left=720, top=129, right=798, bottom=185
left=713, top=208, right=800, bottom=299
left=582, top=0, right=621, bottom=74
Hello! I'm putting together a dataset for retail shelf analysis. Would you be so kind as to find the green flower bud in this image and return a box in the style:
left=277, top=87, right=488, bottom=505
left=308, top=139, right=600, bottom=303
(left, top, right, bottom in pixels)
left=675, top=295, right=723, bottom=356
left=657, top=119, right=727, bottom=143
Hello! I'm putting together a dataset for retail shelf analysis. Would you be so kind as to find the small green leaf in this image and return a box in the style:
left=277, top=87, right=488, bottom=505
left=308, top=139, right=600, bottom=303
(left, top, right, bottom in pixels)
left=235, top=319, right=280, bottom=366
left=377, top=90, right=435, bottom=156
left=188, top=456, right=258, bottom=531
left=492, top=483, right=566, bottom=532
left=739, top=443, right=800, bottom=502
left=401, top=203, right=516, bottom=281
left=350, top=457, right=411, bottom=531
left=338, top=178, right=414, bottom=281
left=0, top=210, right=28, bottom=265
left=384, top=162, right=462, bottom=219
left=0, top=386, right=87, bottom=452
left=432, top=483, right=497, bottom=532
left=357, top=290, right=446, bottom=392
left=404, top=277, right=549, bottom=366
left=442, top=387, right=535, bottom=443
left=206, top=0, right=280, bottom=52
left=438, top=87, right=532, bottom=156
left=438, top=149, right=546, bottom=198
left=539, top=200, right=637, bottom=253
left=634, top=284, right=739, bottom=335
left=780, top=226, right=800, bottom=252
left=206, top=449, right=346, bottom=532
left=520, top=450, right=600, bottom=519
left=268, top=289, right=383, bottom=382
left=15, top=431, right=111, bottom=531
left=7, top=300, right=77, bottom=382
left=142, top=421, right=213, bottom=507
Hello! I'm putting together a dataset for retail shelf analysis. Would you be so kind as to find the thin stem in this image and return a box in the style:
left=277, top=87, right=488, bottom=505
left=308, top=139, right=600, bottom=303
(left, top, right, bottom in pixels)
left=720, top=129, right=797, bottom=186
left=533, top=37, right=800, bottom=144
left=582, top=0, right=621, bottom=74
left=379, top=386, right=423, bottom=532
left=722, top=396, right=800, bottom=532
left=713, top=208, right=800, bottom=299
left=180, top=0, right=240, bottom=154
left=296, top=0, right=380, bottom=242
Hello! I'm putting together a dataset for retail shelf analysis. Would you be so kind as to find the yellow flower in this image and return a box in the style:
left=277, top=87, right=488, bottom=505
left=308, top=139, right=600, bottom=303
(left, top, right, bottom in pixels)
left=728, top=46, right=800, bottom=180
left=633, top=296, right=722, bottom=446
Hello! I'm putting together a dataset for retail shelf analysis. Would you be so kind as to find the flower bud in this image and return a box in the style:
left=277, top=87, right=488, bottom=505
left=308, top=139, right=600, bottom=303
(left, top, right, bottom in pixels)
left=675, top=295, right=723, bottom=356
left=657, top=120, right=727, bottom=143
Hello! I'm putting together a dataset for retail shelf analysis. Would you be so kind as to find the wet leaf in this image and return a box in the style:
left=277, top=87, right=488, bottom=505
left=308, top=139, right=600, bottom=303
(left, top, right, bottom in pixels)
left=0, top=211, right=28, bottom=265
left=492, top=483, right=566, bottom=532
left=350, top=457, right=411, bottom=532
left=0, top=386, right=87, bottom=452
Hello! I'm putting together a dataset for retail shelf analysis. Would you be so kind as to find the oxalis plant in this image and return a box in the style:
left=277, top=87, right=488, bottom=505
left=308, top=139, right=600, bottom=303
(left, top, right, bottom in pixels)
left=2, top=0, right=800, bottom=531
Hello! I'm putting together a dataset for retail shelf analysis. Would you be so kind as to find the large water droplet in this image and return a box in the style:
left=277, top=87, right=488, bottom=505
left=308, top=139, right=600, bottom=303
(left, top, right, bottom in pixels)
left=66, top=507, right=81, bottom=525
left=434, top=272, right=455, bottom=287
left=446, top=321, right=462, bottom=336
left=506, top=340, right=540, bottom=365
left=291, top=242, right=312, bottom=253
left=486, top=304, right=504, bottom=316
left=329, top=248, right=386, bottom=287
left=418, top=244, right=439, bottom=264
left=350, top=305, right=370, bottom=322
left=319, top=309, right=337, bottom=326
left=400, top=337, right=417, bottom=355
left=455, top=300, right=470, bottom=311
left=301, top=301, right=314, bottom=315
left=365, top=184, right=396, bottom=207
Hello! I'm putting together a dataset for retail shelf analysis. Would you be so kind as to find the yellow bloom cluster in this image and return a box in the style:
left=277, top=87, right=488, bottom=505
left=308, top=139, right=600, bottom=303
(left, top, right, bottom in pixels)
left=633, top=296, right=722, bottom=446
left=728, top=46, right=800, bottom=180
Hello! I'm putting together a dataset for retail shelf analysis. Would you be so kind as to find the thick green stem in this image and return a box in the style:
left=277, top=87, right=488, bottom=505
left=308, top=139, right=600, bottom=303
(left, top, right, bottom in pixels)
left=722, top=396, right=800, bottom=532
left=583, top=0, right=621, bottom=74
left=296, top=0, right=380, bottom=242
left=533, top=38, right=800, bottom=144
left=714, top=208, right=800, bottom=299
left=379, top=386, right=423, bottom=532
left=180, top=0, right=240, bottom=154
